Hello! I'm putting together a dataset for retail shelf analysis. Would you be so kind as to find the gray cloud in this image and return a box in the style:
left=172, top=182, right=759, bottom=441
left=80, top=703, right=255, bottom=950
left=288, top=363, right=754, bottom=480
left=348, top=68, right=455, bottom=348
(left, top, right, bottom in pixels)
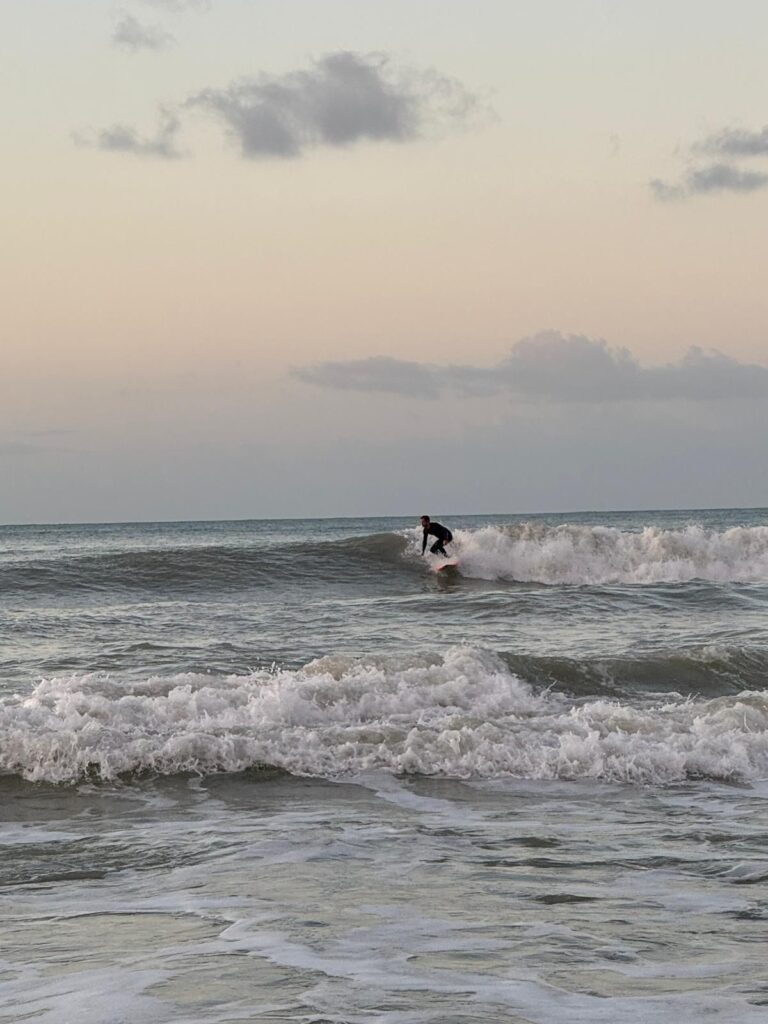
left=75, top=109, right=183, bottom=159
left=78, top=51, right=481, bottom=163
left=653, top=119, right=768, bottom=201
left=651, top=162, right=768, bottom=201
left=699, top=125, right=768, bottom=158
left=294, top=356, right=444, bottom=399
left=112, top=13, right=173, bottom=52
left=294, top=331, right=768, bottom=403
left=187, top=51, right=484, bottom=159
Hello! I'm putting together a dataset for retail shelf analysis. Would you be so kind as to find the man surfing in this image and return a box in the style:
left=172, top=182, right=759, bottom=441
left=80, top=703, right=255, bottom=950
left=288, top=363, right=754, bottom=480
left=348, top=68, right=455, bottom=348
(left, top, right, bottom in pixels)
left=420, top=515, right=453, bottom=558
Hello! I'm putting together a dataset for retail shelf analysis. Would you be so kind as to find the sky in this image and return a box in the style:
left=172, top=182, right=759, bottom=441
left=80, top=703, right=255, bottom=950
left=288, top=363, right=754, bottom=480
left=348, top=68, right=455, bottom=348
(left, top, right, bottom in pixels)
left=2, top=0, right=768, bottom=523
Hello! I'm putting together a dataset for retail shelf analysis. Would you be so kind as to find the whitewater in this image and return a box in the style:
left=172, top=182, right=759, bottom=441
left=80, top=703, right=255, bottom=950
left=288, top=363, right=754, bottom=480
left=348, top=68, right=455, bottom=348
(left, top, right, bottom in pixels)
left=2, top=509, right=768, bottom=1023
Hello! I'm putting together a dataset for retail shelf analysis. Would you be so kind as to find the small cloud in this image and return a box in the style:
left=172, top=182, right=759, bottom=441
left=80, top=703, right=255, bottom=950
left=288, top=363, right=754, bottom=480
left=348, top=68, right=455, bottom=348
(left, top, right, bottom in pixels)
left=649, top=178, right=687, bottom=203
left=698, top=125, right=768, bottom=158
left=75, top=109, right=183, bottom=159
left=294, top=356, right=443, bottom=399
left=653, top=122, right=768, bottom=202
left=112, top=13, right=173, bottom=52
left=187, top=50, right=486, bottom=159
left=294, top=331, right=768, bottom=404
left=687, top=162, right=768, bottom=194
left=650, top=162, right=768, bottom=201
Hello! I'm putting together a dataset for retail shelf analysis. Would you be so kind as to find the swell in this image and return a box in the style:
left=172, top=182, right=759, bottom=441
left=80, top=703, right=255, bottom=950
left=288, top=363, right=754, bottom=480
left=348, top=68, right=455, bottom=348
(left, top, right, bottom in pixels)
left=0, top=533, right=412, bottom=596
left=2, top=647, right=767, bottom=786
left=502, top=646, right=768, bottom=698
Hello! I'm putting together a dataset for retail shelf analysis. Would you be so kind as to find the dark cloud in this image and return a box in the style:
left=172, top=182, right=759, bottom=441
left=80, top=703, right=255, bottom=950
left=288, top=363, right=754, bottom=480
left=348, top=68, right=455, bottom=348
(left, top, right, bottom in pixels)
left=187, top=51, right=484, bottom=159
left=112, top=13, right=173, bottom=52
left=75, top=109, right=183, bottom=159
left=294, top=331, right=768, bottom=404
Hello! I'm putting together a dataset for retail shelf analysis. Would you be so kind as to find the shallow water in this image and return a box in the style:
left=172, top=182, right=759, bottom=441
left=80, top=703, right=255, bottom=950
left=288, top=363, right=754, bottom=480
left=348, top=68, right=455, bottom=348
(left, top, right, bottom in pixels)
left=2, top=509, right=768, bottom=1021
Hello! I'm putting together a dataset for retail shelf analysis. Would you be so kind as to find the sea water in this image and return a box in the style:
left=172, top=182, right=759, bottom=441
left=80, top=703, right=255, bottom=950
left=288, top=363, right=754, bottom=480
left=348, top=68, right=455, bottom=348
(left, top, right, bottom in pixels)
left=1, top=510, right=767, bottom=1022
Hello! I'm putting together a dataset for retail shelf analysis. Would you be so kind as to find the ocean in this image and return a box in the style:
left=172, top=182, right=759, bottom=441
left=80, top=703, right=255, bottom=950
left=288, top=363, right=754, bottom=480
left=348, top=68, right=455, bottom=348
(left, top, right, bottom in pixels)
left=2, top=509, right=768, bottom=1023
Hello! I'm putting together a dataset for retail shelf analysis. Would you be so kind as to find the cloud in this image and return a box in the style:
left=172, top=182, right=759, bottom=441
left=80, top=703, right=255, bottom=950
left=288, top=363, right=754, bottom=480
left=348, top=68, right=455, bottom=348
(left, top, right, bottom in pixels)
left=112, top=13, right=173, bottom=52
left=652, top=121, right=768, bottom=201
left=698, top=125, right=768, bottom=158
left=77, top=51, right=484, bottom=163
left=74, top=109, right=183, bottom=159
left=187, top=50, right=484, bottom=159
left=294, top=331, right=768, bottom=403
left=293, top=356, right=444, bottom=399
left=651, top=162, right=768, bottom=201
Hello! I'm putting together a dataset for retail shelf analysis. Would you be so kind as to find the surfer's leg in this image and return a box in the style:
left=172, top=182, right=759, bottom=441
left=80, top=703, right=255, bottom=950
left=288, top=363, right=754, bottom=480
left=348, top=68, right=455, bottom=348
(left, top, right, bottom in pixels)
left=431, top=540, right=447, bottom=556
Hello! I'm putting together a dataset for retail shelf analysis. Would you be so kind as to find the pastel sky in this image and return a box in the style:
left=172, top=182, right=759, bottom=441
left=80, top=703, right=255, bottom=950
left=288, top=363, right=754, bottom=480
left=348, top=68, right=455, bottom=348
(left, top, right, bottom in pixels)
left=3, top=0, right=768, bottom=523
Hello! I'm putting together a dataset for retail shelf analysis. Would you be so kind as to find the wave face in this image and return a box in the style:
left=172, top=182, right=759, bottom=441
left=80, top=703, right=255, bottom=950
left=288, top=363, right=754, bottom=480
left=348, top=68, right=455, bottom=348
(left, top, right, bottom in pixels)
left=444, top=523, right=768, bottom=584
left=3, top=647, right=767, bottom=786
left=0, top=533, right=412, bottom=595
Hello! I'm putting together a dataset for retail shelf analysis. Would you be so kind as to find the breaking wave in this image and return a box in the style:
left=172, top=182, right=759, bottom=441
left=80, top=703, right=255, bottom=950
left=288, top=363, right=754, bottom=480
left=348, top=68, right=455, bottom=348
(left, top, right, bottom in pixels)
left=440, top=522, right=768, bottom=584
left=3, top=647, right=767, bottom=786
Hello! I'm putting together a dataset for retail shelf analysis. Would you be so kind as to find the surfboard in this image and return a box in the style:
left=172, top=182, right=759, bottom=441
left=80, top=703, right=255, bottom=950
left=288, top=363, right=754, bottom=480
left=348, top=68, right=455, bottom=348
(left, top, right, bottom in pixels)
left=434, top=559, right=460, bottom=573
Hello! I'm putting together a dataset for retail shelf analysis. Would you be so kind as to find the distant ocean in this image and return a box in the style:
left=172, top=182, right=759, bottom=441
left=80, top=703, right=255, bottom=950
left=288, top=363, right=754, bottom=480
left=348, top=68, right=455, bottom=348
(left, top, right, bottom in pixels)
left=2, top=509, right=768, bottom=1022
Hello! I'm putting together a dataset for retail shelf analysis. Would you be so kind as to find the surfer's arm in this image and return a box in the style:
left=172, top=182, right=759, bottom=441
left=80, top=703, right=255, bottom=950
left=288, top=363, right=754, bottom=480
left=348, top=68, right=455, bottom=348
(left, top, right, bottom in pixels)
left=421, top=529, right=428, bottom=554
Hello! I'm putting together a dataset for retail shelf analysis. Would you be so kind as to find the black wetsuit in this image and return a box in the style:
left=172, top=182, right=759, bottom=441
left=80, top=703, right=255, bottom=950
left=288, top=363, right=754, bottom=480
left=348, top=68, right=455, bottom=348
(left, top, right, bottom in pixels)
left=422, top=521, right=453, bottom=557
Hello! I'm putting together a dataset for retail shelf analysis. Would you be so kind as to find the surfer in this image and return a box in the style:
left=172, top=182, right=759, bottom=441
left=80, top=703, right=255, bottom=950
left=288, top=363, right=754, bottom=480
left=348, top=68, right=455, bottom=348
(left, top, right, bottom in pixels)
left=420, top=516, right=453, bottom=557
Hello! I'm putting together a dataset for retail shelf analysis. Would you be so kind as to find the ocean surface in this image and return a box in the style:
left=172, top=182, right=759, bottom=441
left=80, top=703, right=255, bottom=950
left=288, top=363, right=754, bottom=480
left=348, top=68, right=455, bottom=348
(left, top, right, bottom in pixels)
left=2, top=509, right=768, bottom=1023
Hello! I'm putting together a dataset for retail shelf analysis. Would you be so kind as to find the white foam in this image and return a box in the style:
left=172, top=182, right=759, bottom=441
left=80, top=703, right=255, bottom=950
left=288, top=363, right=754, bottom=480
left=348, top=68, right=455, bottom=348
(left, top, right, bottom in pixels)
left=2, top=647, right=768, bottom=786
left=408, top=522, right=768, bottom=584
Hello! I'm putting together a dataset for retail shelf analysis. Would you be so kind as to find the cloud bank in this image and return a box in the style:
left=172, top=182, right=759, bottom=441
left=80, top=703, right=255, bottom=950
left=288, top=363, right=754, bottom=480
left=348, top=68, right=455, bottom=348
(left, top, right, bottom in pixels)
left=80, top=51, right=484, bottom=162
left=294, top=331, right=768, bottom=403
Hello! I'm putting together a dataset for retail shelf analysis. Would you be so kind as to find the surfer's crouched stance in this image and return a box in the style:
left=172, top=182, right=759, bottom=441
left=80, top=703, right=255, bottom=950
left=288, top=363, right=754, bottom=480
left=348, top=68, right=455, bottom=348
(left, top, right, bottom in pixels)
left=420, top=516, right=453, bottom=557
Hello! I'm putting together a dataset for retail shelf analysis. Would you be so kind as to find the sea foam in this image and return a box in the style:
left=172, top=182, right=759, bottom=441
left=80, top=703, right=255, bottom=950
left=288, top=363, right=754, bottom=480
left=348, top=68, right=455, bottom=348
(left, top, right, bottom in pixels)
left=415, top=522, right=768, bottom=584
left=2, top=647, right=767, bottom=785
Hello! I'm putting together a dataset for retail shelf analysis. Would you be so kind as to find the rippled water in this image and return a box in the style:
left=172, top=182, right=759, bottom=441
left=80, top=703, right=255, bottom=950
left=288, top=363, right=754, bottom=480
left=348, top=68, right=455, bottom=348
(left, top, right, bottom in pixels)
left=2, top=509, right=768, bottom=1021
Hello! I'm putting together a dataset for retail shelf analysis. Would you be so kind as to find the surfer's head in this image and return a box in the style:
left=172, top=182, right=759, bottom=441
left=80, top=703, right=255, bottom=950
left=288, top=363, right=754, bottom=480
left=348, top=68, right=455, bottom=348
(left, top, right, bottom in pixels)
left=420, top=516, right=430, bottom=526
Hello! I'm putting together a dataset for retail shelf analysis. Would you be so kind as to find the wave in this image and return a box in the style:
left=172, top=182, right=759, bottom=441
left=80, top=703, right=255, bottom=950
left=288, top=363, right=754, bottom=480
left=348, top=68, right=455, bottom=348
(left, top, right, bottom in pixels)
left=442, top=522, right=768, bottom=584
left=0, top=534, right=411, bottom=595
left=3, top=647, right=767, bottom=785
left=6, top=522, right=768, bottom=595
left=502, top=645, right=768, bottom=698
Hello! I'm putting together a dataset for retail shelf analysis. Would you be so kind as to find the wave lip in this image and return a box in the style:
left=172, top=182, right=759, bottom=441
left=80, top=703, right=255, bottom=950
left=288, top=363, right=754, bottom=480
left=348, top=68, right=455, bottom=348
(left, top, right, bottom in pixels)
left=440, top=523, right=768, bottom=584
left=2, top=647, right=767, bottom=786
